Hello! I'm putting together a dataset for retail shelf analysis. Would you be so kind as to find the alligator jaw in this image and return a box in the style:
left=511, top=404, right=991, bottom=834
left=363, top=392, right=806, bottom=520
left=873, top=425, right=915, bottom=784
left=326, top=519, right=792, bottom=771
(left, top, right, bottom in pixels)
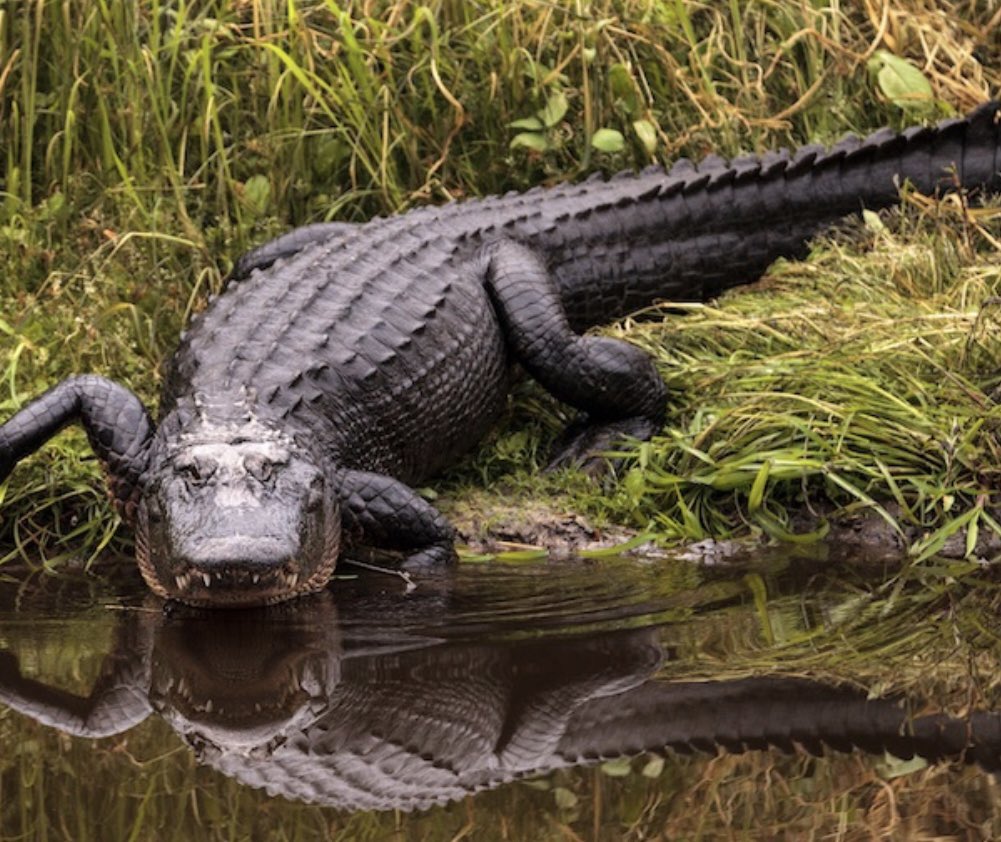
left=168, top=563, right=309, bottom=607
left=136, top=548, right=340, bottom=608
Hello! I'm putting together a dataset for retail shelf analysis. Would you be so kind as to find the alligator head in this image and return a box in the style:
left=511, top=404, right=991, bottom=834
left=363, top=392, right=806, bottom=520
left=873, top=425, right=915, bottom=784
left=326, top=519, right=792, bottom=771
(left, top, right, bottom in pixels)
left=135, top=416, right=341, bottom=607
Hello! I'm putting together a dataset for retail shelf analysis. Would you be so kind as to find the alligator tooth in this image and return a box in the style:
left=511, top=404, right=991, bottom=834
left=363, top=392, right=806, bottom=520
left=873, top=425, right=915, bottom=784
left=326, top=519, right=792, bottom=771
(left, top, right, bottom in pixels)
left=252, top=574, right=261, bottom=584
left=175, top=575, right=185, bottom=591
left=202, top=573, right=211, bottom=587
left=204, top=699, right=214, bottom=713
left=288, top=573, right=299, bottom=589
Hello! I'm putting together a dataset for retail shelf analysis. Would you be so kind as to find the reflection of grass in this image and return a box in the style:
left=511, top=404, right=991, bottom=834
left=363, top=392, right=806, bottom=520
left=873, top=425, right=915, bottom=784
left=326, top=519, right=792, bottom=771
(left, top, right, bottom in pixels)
left=0, top=0, right=999, bottom=569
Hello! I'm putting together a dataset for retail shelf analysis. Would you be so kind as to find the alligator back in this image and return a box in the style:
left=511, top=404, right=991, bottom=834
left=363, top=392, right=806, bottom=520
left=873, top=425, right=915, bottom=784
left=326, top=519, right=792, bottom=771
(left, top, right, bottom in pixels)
left=160, top=104, right=1001, bottom=483
left=161, top=214, right=513, bottom=482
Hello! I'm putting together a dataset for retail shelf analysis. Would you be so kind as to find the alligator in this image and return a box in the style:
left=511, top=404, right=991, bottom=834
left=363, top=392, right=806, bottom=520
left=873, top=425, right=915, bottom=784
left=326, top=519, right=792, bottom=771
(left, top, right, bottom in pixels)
left=1, top=597, right=1000, bottom=812
left=0, top=103, right=999, bottom=606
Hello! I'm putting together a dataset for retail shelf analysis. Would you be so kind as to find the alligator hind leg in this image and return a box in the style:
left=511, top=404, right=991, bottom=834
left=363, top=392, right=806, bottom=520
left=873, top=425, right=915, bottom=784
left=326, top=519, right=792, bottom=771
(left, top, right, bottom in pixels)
left=484, top=240, right=667, bottom=473
left=0, top=375, right=155, bottom=517
left=338, top=469, right=456, bottom=572
left=228, top=222, right=357, bottom=281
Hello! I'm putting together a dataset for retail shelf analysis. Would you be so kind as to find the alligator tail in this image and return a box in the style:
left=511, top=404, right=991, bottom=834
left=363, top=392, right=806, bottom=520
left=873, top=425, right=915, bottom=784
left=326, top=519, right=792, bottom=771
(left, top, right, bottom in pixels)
left=676, top=100, right=1001, bottom=227
left=556, top=677, right=1001, bottom=772
left=558, top=101, right=1001, bottom=326
left=771, top=99, right=1001, bottom=214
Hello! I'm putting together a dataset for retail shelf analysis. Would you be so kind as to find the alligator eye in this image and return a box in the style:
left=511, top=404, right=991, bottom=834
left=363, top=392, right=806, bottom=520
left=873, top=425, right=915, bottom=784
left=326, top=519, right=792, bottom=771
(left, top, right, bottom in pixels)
left=245, top=454, right=275, bottom=483
left=176, top=456, right=216, bottom=484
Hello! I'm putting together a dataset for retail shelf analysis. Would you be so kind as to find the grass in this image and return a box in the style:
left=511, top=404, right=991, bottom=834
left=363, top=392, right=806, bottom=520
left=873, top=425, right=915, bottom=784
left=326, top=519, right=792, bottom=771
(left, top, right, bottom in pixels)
left=589, top=204, right=1001, bottom=548
left=4, top=5, right=1001, bottom=835
left=0, top=0, right=999, bottom=565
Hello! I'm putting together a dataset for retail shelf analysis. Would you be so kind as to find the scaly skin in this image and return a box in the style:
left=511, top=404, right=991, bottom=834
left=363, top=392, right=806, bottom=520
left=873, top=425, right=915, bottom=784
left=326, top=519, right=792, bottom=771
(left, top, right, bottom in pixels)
left=0, top=103, right=1000, bottom=605
left=0, top=604, right=999, bottom=811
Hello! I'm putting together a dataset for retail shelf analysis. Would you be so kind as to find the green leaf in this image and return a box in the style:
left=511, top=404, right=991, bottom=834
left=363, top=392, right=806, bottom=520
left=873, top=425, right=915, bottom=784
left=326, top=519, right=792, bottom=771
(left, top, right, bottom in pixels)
left=509, top=116, right=544, bottom=131
left=862, top=209, right=887, bottom=233
left=495, top=547, right=549, bottom=562
left=579, top=532, right=656, bottom=558
left=539, top=90, right=568, bottom=128
left=601, top=757, right=632, bottom=777
left=966, top=512, right=979, bottom=557
left=553, top=787, right=578, bottom=809
left=36, top=191, right=66, bottom=221
left=747, top=459, right=771, bottom=513
left=456, top=550, right=495, bottom=563
left=877, top=752, right=928, bottom=779
left=591, top=128, right=624, bottom=153
left=510, top=132, right=550, bottom=153
left=609, top=63, right=639, bottom=114
left=242, top=175, right=271, bottom=216
left=641, top=756, right=665, bottom=778
left=910, top=506, right=981, bottom=562
left=311, top=136, right=348, bottom=179
left=868, top=50, right=933, bottom=110
left=632, top=119, right=657, bottom=154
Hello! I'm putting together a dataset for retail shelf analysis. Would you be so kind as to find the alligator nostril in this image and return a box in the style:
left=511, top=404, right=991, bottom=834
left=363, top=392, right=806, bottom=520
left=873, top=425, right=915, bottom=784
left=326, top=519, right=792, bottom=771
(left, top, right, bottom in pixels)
left=178, top=535, right=300, bottom=572
left=306, top=477, right=324, bottom=512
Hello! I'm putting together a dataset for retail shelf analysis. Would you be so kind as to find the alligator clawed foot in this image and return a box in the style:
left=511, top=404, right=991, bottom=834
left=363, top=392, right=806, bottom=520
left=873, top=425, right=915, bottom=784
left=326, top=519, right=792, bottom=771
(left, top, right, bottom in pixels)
left=399, top=542, right=457, bottom=573
left=546, top=416, right=659, bottom=479
left=341, top=541, right=456, bottom=578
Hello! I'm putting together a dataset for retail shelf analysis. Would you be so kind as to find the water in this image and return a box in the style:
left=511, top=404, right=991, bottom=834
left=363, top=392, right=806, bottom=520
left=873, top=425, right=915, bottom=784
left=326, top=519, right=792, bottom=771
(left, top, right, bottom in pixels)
left=1, top=550, right=1000, bottom=840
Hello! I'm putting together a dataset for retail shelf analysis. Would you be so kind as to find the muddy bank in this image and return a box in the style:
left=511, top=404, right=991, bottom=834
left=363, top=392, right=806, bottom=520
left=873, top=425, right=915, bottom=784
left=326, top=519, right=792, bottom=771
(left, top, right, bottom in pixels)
left=444, top=492, right=1001, bottom=565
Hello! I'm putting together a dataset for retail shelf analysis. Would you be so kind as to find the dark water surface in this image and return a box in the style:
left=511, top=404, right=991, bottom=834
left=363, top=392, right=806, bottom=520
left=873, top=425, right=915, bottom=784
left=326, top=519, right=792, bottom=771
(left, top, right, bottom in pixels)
left=1, top=551, right=1001, bottom=840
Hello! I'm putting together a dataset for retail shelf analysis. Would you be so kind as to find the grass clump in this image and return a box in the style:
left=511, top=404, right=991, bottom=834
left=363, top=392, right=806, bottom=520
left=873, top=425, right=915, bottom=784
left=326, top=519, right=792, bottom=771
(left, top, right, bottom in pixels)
left=0, top=1, right=999, bottom=564
left=586, top=203, right=1001, bottom=550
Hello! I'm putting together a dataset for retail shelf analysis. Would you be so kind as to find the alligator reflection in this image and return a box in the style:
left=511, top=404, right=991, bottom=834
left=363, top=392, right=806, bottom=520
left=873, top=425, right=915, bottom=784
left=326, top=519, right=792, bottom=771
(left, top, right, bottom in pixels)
left=1, top=592, right=1000, bottom=813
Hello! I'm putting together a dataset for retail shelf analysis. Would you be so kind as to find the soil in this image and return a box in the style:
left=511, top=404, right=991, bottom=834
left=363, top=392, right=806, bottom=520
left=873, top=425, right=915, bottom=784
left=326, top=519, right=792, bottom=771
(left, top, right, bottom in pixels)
left=443, top=491, right=1001, bottom=565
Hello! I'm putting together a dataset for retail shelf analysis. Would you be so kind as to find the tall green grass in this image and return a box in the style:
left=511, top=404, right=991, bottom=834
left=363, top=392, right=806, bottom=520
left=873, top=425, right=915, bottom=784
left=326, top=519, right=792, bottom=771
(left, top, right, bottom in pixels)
left=0, top=0, right=998, bottom=563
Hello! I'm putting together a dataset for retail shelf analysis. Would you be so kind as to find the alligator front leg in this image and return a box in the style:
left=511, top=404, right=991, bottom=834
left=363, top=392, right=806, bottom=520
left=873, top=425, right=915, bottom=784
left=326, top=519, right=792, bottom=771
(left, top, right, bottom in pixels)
left=0, top=375, right=155, bottom=517
left=338, top=469, right=456, bottom=571
left=0, top=651, right=152, bottom=738
left=484, top=240, right=667, bottom=472
left=0, top=610, right=155, bottom=737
